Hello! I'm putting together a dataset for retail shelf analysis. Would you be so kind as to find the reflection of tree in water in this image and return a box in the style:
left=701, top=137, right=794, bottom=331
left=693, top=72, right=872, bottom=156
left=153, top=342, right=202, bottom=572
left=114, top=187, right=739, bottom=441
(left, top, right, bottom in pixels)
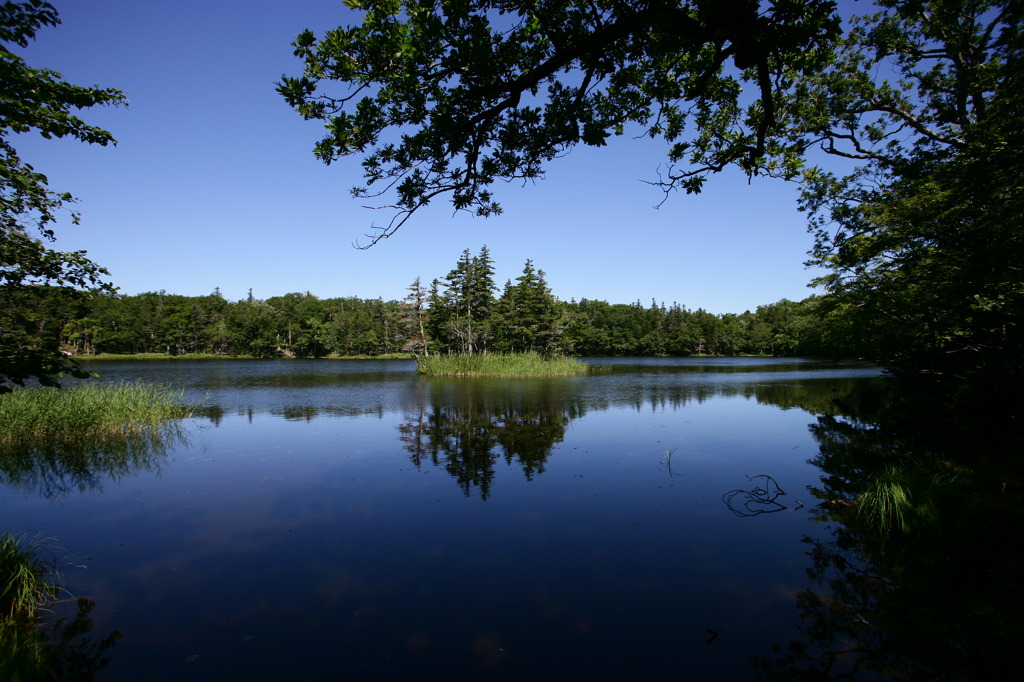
left=398, top=380, right=584, bottom=499
left=752, top=390, right=1024, bottom=681
left=397, top=371, right=880, bottom=500
left=1, top=596, right=121, bottom=681
left=0, top=422, right=188, bottom=499
left=752, top=377, right=884, bottom=416
left=272, top=404, right=385, bottom=422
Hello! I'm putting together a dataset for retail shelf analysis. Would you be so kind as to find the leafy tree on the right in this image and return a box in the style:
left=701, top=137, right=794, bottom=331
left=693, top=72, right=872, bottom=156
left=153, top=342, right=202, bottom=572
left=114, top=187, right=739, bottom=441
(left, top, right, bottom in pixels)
left=787, top=0, right=1023, bottom=406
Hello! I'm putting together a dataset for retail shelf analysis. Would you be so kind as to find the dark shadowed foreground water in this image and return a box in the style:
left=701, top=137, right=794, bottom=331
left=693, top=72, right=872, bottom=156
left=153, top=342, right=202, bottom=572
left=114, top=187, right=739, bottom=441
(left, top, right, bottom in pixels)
left=3, top=358, right=1017, bottom=681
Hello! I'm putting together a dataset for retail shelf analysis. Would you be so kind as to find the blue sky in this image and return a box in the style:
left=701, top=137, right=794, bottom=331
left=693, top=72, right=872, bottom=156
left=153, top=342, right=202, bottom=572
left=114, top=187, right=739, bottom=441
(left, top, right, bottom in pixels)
left=16, top=0, right=829, bottom=314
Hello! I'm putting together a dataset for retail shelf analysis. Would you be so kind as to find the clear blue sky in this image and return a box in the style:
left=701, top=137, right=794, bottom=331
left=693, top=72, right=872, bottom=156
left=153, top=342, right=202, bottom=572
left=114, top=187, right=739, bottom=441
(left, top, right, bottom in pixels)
left=17, top=0, right=829, bottom=314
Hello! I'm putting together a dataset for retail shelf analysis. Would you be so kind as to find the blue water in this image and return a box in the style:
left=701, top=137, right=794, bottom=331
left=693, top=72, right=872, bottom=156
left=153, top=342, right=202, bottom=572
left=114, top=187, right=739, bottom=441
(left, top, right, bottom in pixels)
left=1, top=358, right=883, bottom=680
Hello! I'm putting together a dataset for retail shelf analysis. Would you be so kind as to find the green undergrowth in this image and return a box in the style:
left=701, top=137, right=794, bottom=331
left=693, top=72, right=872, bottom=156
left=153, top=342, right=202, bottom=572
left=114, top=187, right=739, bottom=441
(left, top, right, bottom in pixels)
left=417, top=352, right=589, bottom=377
left=77, top=352, right=232, bottom=360
left=329, top=353, right=414, bottom=360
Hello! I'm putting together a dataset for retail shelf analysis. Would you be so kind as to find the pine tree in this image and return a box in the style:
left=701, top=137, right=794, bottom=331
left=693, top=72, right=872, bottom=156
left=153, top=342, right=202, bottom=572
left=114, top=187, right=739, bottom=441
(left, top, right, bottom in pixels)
left=498, top=260, right=559, bottom=353
left=432, top=246, right=497, bottom=354
left=425, top=277, right=451, bottom=353
left=399, top=276, right=430, bottom=355
left=467, top=245, right=496, bottom=351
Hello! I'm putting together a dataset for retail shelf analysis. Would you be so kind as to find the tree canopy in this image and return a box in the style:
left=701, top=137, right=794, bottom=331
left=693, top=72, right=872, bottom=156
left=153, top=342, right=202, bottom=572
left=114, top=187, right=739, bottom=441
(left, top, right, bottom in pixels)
left=1, top=0, right=126, bottom=392
left=278, top=0, right=840, bottom=244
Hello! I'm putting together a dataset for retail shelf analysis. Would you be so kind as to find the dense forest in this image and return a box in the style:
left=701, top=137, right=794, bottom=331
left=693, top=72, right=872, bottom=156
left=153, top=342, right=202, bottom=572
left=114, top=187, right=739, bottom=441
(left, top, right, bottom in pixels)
left=12, top=246, right=842, bottom=360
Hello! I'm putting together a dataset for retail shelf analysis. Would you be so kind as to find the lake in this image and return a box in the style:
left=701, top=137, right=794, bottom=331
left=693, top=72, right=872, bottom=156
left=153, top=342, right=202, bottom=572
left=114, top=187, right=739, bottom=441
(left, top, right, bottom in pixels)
left=2, top=357, right=1013, bottom=680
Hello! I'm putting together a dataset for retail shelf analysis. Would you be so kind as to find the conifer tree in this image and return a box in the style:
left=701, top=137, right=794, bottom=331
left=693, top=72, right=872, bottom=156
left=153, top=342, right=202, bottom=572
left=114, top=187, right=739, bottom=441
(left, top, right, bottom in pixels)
left=497, top=259, right=559, bottom=353
left=399, top=276, right=430, bottom=355
left=425, top=277, right=451, bottom=353
left=430, top=246, right=497, bottom=354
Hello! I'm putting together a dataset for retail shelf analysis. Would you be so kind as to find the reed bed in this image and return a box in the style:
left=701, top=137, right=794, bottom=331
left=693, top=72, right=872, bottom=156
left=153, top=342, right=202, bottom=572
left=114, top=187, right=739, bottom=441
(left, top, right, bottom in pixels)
left=417, top=352, right=589, bottom=377
left=0, top=383, right=197, bottom=452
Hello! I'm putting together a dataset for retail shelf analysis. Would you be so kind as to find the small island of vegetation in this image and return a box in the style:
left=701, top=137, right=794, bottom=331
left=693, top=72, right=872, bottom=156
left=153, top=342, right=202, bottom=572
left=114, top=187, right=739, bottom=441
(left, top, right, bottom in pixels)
left=417, top=352, right=588, bottom=377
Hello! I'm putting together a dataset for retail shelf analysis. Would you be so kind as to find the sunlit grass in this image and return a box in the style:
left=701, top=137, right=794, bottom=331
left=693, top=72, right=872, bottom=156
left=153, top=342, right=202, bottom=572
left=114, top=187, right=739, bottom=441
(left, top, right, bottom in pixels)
left=0, top=383, right=197, bottom=451
left=417, top=352, right=589, bottom=377
left=0, top=383, right=196, bottom=499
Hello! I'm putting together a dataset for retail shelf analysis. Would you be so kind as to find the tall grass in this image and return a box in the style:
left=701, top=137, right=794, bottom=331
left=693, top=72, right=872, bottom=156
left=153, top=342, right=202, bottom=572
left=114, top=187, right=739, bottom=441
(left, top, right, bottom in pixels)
left=417, top=352, right=589, bottom=377
left=0, top=534, right=58, bottom=623
left=0, top=383, right=197, bottom=450
left=1, top=533, right=60, bottom=674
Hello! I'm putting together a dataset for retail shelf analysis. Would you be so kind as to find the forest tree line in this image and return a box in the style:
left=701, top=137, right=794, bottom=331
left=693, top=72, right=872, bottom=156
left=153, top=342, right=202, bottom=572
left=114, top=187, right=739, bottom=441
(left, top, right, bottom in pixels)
left=10, top=247, right=849, bottom=360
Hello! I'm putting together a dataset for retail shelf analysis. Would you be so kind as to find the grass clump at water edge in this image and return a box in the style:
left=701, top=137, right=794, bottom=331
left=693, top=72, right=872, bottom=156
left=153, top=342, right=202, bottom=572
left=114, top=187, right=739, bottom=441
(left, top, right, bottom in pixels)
left=416, top=352, right=589, bottom=377
left=853, top=465, right=964, bottom=538
left=0, top=383, right=199, bottom=452
left=1, top=534, right=58, bottom=624
left=1, top=533, right=60, bottom=675
left=1, top=533, right=121, bottom=679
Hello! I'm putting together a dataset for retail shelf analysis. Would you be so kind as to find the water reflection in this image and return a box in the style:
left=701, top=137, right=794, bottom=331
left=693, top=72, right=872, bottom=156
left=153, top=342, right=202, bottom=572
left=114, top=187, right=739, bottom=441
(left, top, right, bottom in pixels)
left=56, top=358, right=995, bottom=680
left=398, top=379, right=584, bottom=498
left=0, top=596, right=121, bottom=681
left=0, top=422, right=188, bottom=499
left=122, top=357, right=881, bottom=425
left=391, top=372, right=883, bottom=499
left=587, top=357, right=843, bottom=373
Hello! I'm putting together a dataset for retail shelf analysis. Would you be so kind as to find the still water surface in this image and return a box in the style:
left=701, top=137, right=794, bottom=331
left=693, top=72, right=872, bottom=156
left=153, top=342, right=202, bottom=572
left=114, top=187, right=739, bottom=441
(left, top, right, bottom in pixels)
left=2, top=358, right=885, bottom=680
